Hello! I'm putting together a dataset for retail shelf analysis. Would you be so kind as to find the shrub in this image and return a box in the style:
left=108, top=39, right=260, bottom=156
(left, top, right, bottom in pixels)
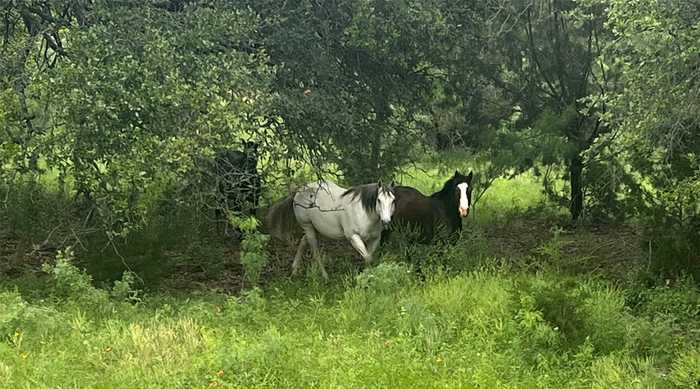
left=670, top=347, right=700, bottom=388
left=0, top=292, right=27, bottom=339
left=0, top=291, right=66, bottom=350
left=111, top=271, right=142, bottom=304
left=643, top=176, right=700, bottom=278
left=225, top=287, right=268, bottom=326
left=41, top=247, right=108, bottom=305
left=229, top=214, right=270, bottom=287
left=632, top=276, right=700, bottom=329
left=354, top=262, right=413, bottom=295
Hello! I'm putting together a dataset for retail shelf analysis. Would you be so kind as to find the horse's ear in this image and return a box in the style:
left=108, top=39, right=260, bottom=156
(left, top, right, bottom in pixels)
left=467, top=171, right=473, bottom=181
left=377, top=179, right=383, bottom=188
left=243, top=140, right=258, bottom=152
left=390, top=180, right=396, bottom=188
left=454, top=170, right=460, bottom=177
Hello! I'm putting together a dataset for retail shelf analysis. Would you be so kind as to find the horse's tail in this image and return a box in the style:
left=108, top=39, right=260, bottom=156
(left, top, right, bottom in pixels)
left=265, top=195, right=298, bottom=241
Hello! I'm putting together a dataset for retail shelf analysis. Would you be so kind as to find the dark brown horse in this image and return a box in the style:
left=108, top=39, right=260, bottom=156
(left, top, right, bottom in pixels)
left=383, top=171, right=473, bottom=243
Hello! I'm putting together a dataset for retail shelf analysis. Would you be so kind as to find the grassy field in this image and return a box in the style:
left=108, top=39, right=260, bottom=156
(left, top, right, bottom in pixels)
left=1, top=166, right=699, bottom=388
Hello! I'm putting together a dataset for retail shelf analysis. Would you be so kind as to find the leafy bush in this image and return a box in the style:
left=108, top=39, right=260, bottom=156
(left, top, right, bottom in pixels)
left=643, top=176, right=700, bottom=278
left=230, top=214, right=270, bottom=287
left=0, top=292, right=28, bottom=339
left=670, top=347, right=700, bottom=388
left=632, top=276, right=700, bottom=328
left=225, top=287, right=268, bottom=326
left=41, top=247, right=108, bottom=305
left=111, top=271, right=141, bottom=304
left=0, top=180, right=75, bottom=243
left=41, top=247, right=144, bottom=307
left=354, top=262, right=413, bottom=294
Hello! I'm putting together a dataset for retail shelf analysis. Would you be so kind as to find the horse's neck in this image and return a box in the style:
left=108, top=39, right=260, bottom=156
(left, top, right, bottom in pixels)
left=342, top=197, right=382, bottom=236
left=430, top=189, right=452, bottom=210
left=347, top=198, right=378, bottom=220
left=429, top=191, right=460, bottom=230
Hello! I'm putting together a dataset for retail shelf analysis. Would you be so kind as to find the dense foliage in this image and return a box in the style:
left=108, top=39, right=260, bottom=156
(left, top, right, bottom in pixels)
left=1, top=1, right=699, bottom=385
left=602, top=0, right=700, bottom=273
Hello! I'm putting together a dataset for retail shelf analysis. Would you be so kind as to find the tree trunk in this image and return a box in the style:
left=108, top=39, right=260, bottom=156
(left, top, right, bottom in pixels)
left=569, top=154, right=584, bottom=221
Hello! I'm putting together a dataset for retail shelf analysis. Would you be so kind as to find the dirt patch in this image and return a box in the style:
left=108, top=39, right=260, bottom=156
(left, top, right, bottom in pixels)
left=0, top=231, right=55, bottom=277
left=479, top=217, right=646, bottom=278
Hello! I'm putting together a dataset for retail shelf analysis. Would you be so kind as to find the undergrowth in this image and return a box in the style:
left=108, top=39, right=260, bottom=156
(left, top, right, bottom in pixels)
left=1, top=251, right=698, bottom=388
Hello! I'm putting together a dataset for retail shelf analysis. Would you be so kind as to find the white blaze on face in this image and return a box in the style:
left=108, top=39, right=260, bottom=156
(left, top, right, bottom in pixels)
left=377, top=190, right=395, bottom=225
left=457, top=182, right=470, bottom=217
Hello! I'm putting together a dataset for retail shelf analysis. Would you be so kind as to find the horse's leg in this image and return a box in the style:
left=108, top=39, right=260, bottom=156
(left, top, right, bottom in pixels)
left=423, top=222, right=434, bottom=244
left=291, top=235, right=308, bottom=276
left=380, top=228, right=391, bottom=245
left=365, top=236, right=381, bottom=266
left=304, top=227, right=328, bottom=280
left=349, top=234, right=371, bottom=264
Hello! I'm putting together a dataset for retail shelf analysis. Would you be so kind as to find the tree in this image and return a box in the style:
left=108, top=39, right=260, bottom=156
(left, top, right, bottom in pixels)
left=1, top=1, right=274, bottom=236
left=243, top=0, right=448, bottom=183
left=488, top=0, right=610, bottom=220
left=0, top=0, right=91, bottom=176
left=603, top=0, right=700, bottom=273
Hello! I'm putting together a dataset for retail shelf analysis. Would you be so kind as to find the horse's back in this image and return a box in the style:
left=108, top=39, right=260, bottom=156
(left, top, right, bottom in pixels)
left=295, top=181, right=347, bottom=206
left=389, top=185, right=441, bottom=240
left=294, top=180, right=387, bottom=240
left=393, top=186, right=434, bottom=217
left=292, top=181, right=347, bottom=239
left=393, top=186, right=427, bottom=206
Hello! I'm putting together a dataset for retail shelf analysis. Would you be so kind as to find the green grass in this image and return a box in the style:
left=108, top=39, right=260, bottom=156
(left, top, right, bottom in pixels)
left=1, top=263, right=698, bottom=388
left=1, top=163, right=699, bottom=388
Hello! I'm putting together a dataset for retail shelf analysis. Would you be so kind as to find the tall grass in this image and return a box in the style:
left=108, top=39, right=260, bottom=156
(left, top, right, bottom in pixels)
left=1, top=258, right=698, bottom=388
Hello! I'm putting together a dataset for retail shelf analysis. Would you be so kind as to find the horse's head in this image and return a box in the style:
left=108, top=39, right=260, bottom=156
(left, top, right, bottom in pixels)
left=241, top=141, right=259, bottom=165
left=376, top=180, right=396, bottom=228
left=452, top=170, right=473, bottom=218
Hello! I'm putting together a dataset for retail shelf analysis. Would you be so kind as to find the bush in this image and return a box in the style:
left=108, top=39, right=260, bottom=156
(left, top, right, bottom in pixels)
left=0, top=292, right=28, bottom=339
left=42, top=247, right=143, bottom=307
left=632, top=276, right=700, bottom=329
left=0, top=180, right=75, bottom=243
left=643, top=176, right=700, bottom=278
left=41, top=247, right=108, bottom=305
left=354, top=262, right=413, bottom=294
left=111, top=271, right=141, bottom=304
left=670, top=347, right=700, bottom=388
left=230, top=214, right=270, bottom=287
left=0, top=291, right=67, bottom=351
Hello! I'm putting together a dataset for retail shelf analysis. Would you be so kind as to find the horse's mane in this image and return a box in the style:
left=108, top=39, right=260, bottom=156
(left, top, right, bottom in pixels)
left=430, top=177, right=455, bottom=200
left=342, top=183, right=389, bottom=215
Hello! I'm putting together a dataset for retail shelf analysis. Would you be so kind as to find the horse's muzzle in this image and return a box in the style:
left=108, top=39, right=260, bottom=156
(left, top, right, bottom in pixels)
left=381, top=220, right=391, bottom=229
left=459, top=207, right=470, bottom=218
